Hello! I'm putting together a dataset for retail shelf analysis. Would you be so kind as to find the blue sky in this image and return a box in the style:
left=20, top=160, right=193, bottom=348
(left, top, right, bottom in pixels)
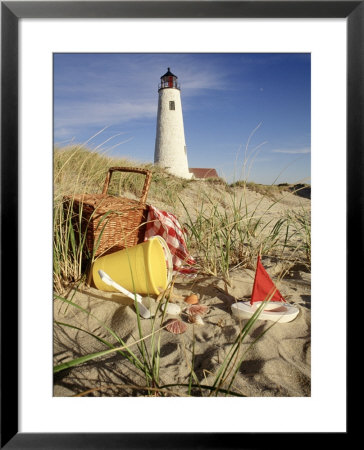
left=53, top=53, right=310, bottom=184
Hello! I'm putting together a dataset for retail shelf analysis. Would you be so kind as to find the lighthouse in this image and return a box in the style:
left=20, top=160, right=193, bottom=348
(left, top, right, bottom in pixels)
left=154, top=68, right=193, bottom=179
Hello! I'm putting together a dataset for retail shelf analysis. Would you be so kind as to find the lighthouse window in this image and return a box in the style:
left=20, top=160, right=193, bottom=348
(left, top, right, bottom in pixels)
left=169, top=101, right=175, bottom=110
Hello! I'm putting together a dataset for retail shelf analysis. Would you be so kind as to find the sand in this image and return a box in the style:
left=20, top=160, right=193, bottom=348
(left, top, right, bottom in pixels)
left=53, top=184, right=311, bottom=397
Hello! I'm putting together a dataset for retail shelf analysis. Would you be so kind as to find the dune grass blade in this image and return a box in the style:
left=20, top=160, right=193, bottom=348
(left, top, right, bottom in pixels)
left=225, top=320, right=277, bottom=395
left=185, top=333, right=204, bottom=396
left=124, top=252, right=154, bottom=390
left=188, top=336, right=196, bottom=395
left=73, top=384, right=186, bottom=397
left=210, top=299, right=271, bottom=395
left=89, top=210, right=113, bottom=258
left=159, top=383, right=245, bottom=397
left=150, top=294, right=169, bottom=386
left=134, top=301, right=154, bottom=392
left=55, top=295, right=123, bottom=344
left=54, top=347, right=123, bottom=373
left=210, top=309, right=261, bottom=390
left=54, top=323, right=169, bottom=374
left=55, top=321, right=117, bottom=349
left=54, top=294, right=146, bottom=370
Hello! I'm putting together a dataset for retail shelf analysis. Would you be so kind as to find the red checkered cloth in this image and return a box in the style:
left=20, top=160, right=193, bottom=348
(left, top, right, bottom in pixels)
left=144, top=205, right=197, bottom=275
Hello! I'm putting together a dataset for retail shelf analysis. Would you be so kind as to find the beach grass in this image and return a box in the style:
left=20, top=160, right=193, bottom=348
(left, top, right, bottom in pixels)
left=180, top=182, right=310, bottom=286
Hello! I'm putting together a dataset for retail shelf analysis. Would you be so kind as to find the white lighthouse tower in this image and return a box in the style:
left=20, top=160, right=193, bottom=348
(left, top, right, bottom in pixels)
left=154, top=68, right=193, bottom=179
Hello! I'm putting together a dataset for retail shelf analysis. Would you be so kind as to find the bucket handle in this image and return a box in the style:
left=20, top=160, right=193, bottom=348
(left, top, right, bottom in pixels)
left=102, top=167, right=152, bottom=204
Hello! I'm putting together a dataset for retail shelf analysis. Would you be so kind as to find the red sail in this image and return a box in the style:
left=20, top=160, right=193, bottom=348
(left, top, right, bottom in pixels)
left=250, top=255, right=286, bottom=305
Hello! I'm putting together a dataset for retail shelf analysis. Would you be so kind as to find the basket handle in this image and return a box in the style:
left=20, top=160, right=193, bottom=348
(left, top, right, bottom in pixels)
left=102, top=167, right=152, bottom=204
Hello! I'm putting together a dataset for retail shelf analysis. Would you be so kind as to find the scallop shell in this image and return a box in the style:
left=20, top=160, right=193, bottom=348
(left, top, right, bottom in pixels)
left=188, top=314, right=204, bottom=325
left=165, top=319, right=187, bottom=334
left=186, top=304, right=209, bottom=316
left=184, top=294, right=199, bottom=305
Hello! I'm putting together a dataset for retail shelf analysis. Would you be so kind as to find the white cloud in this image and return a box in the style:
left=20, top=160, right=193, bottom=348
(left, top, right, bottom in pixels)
left=272, top=147, right=311, bottom=154
left=180, top=68, right=228, bottom=92
left=54, top=100, right=157, bottom=130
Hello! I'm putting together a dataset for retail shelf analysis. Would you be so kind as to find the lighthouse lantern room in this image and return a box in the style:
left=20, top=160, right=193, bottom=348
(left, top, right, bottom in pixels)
left=154, top=68, right=193, bottom=179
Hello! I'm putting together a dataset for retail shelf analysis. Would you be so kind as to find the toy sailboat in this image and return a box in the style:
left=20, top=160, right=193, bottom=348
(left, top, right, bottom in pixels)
left=231, top=255, right=299, bottom=323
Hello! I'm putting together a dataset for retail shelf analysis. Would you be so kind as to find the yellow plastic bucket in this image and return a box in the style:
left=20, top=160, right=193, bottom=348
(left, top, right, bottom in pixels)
left=92, top=236, right=173, bottom=295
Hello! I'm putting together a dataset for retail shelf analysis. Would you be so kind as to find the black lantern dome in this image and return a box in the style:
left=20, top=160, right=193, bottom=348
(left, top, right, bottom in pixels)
left=159, top=67, right=180, bottom=90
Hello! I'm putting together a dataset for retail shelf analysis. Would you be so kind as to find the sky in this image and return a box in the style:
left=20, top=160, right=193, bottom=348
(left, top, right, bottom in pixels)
left=53, top=53, right=310, bottom=185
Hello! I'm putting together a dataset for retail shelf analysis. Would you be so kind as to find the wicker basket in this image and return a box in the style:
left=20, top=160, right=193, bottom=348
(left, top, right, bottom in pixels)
left=64, top=167, right=152, bottom=257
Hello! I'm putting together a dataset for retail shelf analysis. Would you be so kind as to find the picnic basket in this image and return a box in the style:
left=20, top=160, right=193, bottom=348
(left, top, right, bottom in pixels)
left=64, top=166, right=152, bottom=258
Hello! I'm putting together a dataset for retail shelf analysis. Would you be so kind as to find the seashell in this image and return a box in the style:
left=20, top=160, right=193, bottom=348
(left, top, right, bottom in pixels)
left=161, top=302, right=181, bottom=315
left=165, top=319, right=187, bottom=334
left=184, top=294, right=199, bottom=305
left=187, top=304, right=209, bottom=316
left=188, top=314, right=204, bottom=325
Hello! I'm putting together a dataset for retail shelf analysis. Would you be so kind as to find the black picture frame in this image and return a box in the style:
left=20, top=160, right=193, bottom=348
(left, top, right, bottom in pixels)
left=1, top=1, right=357, bottom=448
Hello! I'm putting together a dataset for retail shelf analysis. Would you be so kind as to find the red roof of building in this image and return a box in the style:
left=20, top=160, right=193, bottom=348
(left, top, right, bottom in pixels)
left=189, top=168, right=219, bottom=179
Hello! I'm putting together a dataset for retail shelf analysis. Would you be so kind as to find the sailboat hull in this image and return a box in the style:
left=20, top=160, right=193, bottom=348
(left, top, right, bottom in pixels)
left=231, top=301, right=299, bottom=323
